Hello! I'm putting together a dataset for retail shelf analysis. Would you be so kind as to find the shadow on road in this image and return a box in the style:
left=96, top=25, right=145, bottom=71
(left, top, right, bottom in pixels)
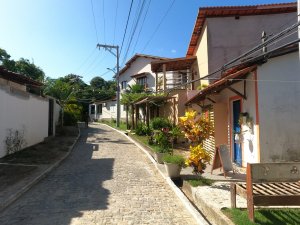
left=0, top=126, right=115, bottom=225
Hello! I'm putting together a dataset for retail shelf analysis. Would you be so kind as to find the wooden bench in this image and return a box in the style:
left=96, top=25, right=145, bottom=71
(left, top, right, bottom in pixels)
left=231, top=162, right=300, bottom=222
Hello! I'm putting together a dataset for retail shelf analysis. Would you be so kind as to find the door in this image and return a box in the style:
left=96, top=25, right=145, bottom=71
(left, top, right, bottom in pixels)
left=48, top=99, right=54, bottom=136
left=232, top=100, right=242, bottom=166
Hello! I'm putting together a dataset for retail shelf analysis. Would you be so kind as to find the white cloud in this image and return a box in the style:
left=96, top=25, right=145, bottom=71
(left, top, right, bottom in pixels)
left=171, top=49, right=177, bottom=54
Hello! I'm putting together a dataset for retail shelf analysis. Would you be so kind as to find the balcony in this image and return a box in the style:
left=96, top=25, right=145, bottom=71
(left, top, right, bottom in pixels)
left=151, top=56, right=197, bottom=92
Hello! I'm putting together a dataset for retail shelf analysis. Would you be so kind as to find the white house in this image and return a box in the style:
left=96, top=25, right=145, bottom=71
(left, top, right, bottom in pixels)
left=186, top=44, right=300, bottom=167
left=0, top=66, right=60, bottom=158
left=89, top=97, right=117, bottom=122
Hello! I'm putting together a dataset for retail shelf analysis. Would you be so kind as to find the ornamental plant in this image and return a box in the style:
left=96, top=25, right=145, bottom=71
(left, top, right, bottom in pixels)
left=179, top=110, right=214, bottom=174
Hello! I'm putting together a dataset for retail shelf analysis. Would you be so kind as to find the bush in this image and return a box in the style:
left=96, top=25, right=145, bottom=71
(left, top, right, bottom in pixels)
left=153, top=131, right=171, bottom=151
left=135, top=123, right=152, bottom=136
left=150, top=117, right=172, bottom=130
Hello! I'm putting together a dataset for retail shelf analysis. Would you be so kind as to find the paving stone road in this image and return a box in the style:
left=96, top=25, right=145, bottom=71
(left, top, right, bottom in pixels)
left=0, top=124, right=198, bottom=225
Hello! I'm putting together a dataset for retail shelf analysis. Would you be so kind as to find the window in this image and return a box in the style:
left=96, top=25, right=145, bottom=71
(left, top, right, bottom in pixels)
left=90, top=105, right=95, bottom=115
left=121, top=81, right=127, bottom=90
left=137, top=76, right=147, bottom=86
left=97, top=104, right=102, bottom=114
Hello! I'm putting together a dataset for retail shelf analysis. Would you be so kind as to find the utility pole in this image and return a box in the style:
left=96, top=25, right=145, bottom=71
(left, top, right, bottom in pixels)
left=97, top=44, right=120, bottom=127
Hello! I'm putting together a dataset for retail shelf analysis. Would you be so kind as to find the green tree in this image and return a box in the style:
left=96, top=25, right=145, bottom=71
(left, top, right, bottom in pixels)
left=15, top=58, right=45, bottom=82
left=0, top=48, right=45, bottom=82
left=90, top=76, right=107, bottom=89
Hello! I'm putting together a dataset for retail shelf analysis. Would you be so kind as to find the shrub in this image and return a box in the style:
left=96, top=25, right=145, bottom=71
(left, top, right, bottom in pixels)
left=150, top=117, right=172, bottom=130
left=153, top=131, right=171, bottom=152
left=135, top=123, right=152, bottom=136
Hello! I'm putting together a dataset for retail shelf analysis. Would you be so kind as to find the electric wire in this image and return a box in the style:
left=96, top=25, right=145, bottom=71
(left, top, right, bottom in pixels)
left=85, top=53, right=107, bottom=76
left=141, top=0, right=175, bottom=52
left=120, top=0, right=134, bottom=55
left=121, top=0, right=147, bottom=65
left=165, top=21, right=300, bottom=93
left=113, top=0, right=119, bottom=44
left=74, top=47, right=97, bottom=74
left=90, top=0, right=99, bottom=43
left=130, top=0, right=152, bottom=57
left=102, top=0, right=106, bottom=43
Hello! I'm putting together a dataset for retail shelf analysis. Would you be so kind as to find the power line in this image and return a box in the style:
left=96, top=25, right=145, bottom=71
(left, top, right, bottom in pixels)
left=102, top=0, right=106, bottom=43
left=130, top=0, right=152, bottom=57
left=122, top=0, right=147, bottom=65
left=165, top=21, right=300, bottom=93
left=120, top=0, right=134, bottom=55
left=141, top=0, right=175, bottom=52
left=113, top=0, right=119, bottom=44
left=90, top=0, right=99, bottom=42
left=74, top=47, right=97, bottom=74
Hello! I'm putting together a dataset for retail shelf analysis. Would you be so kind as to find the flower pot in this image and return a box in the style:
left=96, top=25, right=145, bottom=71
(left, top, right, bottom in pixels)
left=164, top=163, right=182, bottom=178
left=154, top=152, right=166, bottom=164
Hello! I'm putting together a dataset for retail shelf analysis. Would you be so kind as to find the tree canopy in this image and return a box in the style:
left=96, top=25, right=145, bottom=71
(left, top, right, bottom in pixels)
left=0, top=48, right=45, bottom=82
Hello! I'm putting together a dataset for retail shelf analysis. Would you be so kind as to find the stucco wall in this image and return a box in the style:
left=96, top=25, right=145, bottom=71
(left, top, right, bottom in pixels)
left=258, top=52, right=300, bottom=162
left=207, top=72, right=258, bottom=167
left=206, top=13, right=296, bottom=75
left=119, top=57, right=157, bottom=93
left=0, top=85, right=48, bottom=158
left=194, top=23, right=209, bottom=86
left=89, top=101, right=123, bottom=121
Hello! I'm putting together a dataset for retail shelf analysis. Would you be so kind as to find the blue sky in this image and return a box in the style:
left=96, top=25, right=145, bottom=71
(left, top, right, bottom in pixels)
left=0, top=0, right=295, bottom=83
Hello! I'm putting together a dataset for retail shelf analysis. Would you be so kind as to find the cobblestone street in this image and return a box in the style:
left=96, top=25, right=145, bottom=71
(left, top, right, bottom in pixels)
left=0, top=124, right=198, bottom=225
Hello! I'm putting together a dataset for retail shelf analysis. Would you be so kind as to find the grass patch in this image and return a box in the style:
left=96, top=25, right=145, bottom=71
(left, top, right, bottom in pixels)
left=186, top=176, right=214, bottom=187
left=100, top=120, right=127, bottom=131
left=222, top=208, right=300, bottom=225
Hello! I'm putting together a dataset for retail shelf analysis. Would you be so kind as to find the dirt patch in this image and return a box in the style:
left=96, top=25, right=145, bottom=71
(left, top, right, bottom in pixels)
left=0, top=164, right=37, bottom=192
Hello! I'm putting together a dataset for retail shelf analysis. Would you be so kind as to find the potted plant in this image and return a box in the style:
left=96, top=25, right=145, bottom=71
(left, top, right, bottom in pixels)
left=162, top=154, right=186, bottom=178
left=152, top=129, right=171, bottom=164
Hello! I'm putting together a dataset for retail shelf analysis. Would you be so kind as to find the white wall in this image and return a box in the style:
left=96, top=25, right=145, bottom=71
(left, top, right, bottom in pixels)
left=119, top=57, right=157, bottom=94
left=89, top=100, right=121, bottom=121
left=258, top=52, right=300, bottom=162
left=0, top=84, right=49, bottom=158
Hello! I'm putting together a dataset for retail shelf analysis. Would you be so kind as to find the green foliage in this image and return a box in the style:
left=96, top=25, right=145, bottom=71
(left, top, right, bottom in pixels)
left=90, top=76, right=107, bottom=89
left=135, top=123, right=152, bottom=136
left=186, top=177, right=214, bottom=187
left=129, top=84, right=144, bottom=93
left=162, top=154, right=185, bottom=167
left=150, top=117, right=172, bottom=130
left=0, top=48, right=45, bottom=82
left=153, top=131, right=171, bottom=151
left=170, top=125, right=183, bottom=139
left=63, top=102, right=83, bottom=126
left=222, top=208, right=300, bottom=225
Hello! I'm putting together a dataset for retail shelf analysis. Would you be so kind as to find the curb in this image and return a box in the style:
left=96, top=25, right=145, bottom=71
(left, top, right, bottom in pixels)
left=103, top=124, right=209, bottom=225
left=182, top=181, right=235, bottom=225
left=0, top=128, right=81, bottom=212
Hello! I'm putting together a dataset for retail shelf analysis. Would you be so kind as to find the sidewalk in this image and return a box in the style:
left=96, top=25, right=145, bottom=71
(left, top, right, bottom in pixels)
left=0, top=127, right=80, bottom=212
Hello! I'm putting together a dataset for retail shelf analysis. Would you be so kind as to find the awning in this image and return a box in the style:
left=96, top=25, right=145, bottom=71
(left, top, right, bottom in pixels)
left=134, top=95, right=174, bottom=105
left=151, top=56, right=197, bottom=73
left=186, top=65, right=257, bottom=105
left=131, top=72, right=149, bottom=78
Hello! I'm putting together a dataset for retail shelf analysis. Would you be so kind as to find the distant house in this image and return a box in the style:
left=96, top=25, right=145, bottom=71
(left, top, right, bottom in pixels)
left=187, top=44, right=300, bottom=166
left=0, top=66, right=60, bottom=158
left=89, top=97, right=117, bottom=122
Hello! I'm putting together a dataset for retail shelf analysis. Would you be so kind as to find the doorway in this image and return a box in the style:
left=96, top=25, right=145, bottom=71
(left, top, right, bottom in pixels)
left=232, top=99, right=242, bottom=166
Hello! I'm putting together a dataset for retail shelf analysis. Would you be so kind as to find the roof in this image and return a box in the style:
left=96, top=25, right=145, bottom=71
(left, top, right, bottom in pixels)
left=186, top=2, right=297, bottom=56
left=0, top=66, right=43, bottom=86
left=119, top=54, right=169, bottom=76
left=134, top=95, right=174, bottom=105
left=131, top=72, right=150, bottom=78
left=185, top=65, right=257, bottom=105
left=94, top=96, right=116, bottom=104
left=151, top=56, right=197, bottom=72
